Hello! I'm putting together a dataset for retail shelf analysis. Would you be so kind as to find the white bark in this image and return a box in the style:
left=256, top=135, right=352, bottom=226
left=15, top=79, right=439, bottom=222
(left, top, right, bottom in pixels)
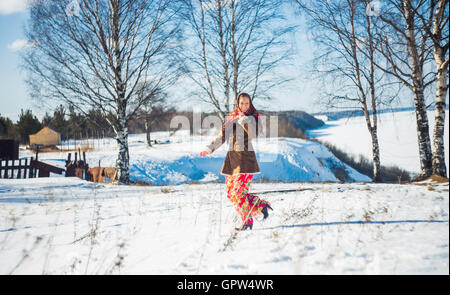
left=430, top=0, right=449, bottom=176
left=114, top=99, right=130, bottom=184
left=432, top=45, right=448, bottom=176
left=404, top=0, right=433, bottom=176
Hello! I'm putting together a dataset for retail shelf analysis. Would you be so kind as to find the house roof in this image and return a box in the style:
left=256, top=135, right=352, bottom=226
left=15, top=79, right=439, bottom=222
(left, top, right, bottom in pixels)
left=45, top=126, right=60, bottom=134
left=30, top=126, right=61, bottom=136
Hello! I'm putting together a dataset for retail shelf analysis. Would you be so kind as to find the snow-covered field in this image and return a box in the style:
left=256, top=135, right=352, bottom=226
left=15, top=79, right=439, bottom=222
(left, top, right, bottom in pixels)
left=0, top=177, right=448, bottom=275
left=308, top=110, right=450, bottom=177
left=1, top=111, right=448, bottom=275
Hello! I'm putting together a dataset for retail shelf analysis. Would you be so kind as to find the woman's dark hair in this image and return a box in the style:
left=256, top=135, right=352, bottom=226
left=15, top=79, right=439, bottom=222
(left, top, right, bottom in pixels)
left=236, top=92, right=256, bottom=115
left=237, top=92, right=251, bottom=103
left=219, top=92, right=260, bottom=143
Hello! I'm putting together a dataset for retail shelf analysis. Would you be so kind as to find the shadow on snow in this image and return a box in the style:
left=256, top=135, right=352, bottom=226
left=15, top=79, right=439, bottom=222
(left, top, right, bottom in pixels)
left=257, top=219, right=448, bottom=231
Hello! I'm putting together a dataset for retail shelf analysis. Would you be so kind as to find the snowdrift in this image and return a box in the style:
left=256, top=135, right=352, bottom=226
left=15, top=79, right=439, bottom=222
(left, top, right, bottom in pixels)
left=128, top=137, right=371, bottom=185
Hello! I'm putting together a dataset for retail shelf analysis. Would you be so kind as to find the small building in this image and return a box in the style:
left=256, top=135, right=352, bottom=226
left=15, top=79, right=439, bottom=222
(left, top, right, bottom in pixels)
left=29, top=127, right=61, bottom=147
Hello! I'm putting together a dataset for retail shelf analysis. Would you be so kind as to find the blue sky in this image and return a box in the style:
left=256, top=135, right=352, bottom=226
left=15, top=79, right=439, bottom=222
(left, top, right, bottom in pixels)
left=0, top=7, right=33, bottom=122
left=0, top=1, right=325, bottom=122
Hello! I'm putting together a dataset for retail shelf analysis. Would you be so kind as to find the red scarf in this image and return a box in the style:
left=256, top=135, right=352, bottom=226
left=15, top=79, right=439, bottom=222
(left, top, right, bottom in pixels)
left=221, top=94, right=261, bottom=141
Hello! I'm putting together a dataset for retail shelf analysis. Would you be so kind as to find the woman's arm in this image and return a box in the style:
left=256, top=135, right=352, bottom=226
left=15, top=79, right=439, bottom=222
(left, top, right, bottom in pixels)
left=204, top=117, right=240, bottom=154
left=204, top=132, right=223, bottom=154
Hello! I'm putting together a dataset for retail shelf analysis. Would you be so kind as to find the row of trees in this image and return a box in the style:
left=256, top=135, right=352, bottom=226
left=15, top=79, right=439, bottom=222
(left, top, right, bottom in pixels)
left=0, top=110, right=42, bottom=144
left=297, top=0, right=448, bottom=181
left=0, top=107, right=114, bottom=145
left=0, top=104, right=175, bottom=146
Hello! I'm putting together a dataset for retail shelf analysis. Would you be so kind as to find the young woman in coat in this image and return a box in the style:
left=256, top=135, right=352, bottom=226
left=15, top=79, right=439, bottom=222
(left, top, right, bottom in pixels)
left=199, top=93, right=272, bottom=230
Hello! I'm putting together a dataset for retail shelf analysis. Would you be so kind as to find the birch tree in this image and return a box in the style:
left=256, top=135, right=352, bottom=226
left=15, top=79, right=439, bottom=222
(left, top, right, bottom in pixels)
left=182, top=0, right=295, bottom=120
left=364, top=0, right=436, bottom=177
left=22, top=0, right=183, bottom=183
left=416, top=0, right=449, bottom=177
left=297, top=0, right=400, bottom=182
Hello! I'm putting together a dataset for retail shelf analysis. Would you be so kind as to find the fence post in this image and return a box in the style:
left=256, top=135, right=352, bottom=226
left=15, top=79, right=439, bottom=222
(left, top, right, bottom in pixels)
left=12, top=160, right=15, bottom=179
left=17, top=159, right=22, bottom=179
left=83, top=151, right=87, bottom=180
left=11, top=160, right=15, bottom=179
left=23, top=158, right=28, bottom=179
left=3, top=160, right=8, bottom=179
left=29, top=157, right=34, bottom=178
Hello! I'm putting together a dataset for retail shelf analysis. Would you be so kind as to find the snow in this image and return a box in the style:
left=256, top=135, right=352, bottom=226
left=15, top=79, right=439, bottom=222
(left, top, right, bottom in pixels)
left=1, top=112, right=448, bottom=275
left=308, top=110, right=450, bottom=177
left=0, top=177, right=447, bottom=274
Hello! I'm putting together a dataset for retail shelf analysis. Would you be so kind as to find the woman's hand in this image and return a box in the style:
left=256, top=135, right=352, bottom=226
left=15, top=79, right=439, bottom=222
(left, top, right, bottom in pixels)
left=199, top=150, right=210, bottom=157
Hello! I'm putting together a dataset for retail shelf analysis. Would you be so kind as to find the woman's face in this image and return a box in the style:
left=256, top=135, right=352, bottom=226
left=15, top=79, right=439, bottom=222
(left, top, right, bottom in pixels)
left=239, top=96, right=250, bottom=113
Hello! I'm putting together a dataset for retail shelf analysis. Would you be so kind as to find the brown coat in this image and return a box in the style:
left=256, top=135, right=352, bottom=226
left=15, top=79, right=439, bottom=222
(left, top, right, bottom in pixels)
left=206, top=115, right=264, bottom=176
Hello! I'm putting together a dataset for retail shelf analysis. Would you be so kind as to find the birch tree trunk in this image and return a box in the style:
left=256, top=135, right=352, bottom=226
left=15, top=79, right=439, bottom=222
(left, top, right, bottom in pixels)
left=230, top=0, right=239, bottom=99
left=112, top=1, right=129, bottom=184
left=366, top=6, right=381, bottom=182
left=432, top=46, right=448, bottom=176
left=371, top=127, right=381, bottom=181
left=431, top=0, right=449, bottom=177
left=404, top=0, right=433, bottom=177
left=145, top=115, right=152, bottom=147
left=115, top=99, right=130, bottom=184
left=217, top=0, right=231, bottom=112
left=115, top=123, right=130, bottom=184
left=350, top=1, right=381, bottom=182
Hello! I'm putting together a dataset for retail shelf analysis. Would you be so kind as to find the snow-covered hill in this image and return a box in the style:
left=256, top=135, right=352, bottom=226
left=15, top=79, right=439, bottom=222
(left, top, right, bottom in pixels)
left=308, top=110, right=449, bottom=177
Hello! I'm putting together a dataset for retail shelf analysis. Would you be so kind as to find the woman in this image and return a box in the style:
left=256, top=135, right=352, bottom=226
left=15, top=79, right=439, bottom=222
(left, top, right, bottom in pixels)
left=199, top=92, right=273, bottom=230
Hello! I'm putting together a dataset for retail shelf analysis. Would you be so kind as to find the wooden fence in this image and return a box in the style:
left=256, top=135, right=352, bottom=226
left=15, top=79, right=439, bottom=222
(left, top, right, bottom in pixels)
left=0, top=157, right=64, bottom=179
left=0, top=158, right=36, bottom=179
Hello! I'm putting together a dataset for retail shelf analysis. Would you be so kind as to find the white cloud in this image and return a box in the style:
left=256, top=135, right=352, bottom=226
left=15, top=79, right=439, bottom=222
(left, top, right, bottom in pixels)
left=7, top=39, right=36, bottom=51
left=0, top=0, right=29, bottom=15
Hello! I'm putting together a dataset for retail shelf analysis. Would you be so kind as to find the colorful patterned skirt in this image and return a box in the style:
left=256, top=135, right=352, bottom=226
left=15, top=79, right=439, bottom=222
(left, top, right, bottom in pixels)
left=225, top=173, right=270, bottom=226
